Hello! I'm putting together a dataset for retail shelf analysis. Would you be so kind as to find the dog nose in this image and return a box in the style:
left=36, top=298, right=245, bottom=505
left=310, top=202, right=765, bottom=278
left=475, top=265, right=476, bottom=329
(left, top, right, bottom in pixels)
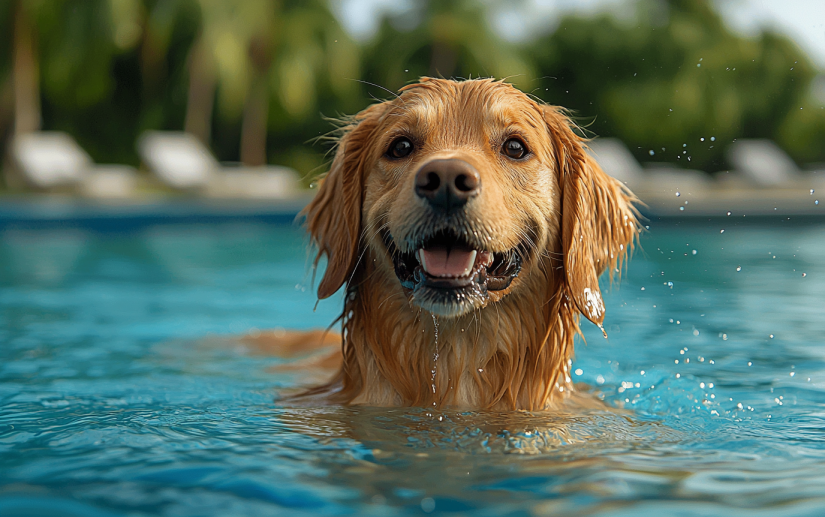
left=414, top=159, right=480, bottom=212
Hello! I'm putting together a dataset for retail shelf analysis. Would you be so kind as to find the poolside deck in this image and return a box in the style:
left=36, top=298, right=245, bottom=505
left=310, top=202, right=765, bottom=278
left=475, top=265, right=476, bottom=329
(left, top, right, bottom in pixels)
left=636, top=185, right=823, bottom=217
left=0, top=184, right=821, bottom=232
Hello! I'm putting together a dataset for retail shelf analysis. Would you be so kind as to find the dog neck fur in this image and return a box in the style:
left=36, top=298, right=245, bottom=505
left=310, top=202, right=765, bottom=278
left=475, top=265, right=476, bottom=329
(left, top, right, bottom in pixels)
left=322, top=246, right=582, bottom=411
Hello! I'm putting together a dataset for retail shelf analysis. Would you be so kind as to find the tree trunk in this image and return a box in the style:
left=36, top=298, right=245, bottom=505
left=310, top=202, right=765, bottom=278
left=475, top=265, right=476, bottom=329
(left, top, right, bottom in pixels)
left=184, top=36, right=216, bottom=144
left=13, top=1, right=40, bottom=134
left=240, top=76, right=269, bottom=166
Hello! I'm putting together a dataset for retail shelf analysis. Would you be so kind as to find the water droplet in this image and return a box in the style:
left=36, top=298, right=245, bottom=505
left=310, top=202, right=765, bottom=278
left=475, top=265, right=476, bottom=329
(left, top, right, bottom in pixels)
left=700, top=137, right=705, bottom=142
left=811, top=189, right=815, bottom=195
left=680, top=207, right=685, bottom=211
left=692, top=249, right=697, bottom=255
left=726, top=211, right=731, bottom=216
left=710, top=136, right=716, bottom=141
left=640, top=287, right=645, bottom=290
left=748, top=362, right=752, bottom=366
left=720, top=229, right=725, bottom=233
left=649, top=150, right=655, bottom=155
left=675, top=192, right=681, bottom=197
left=790, top=372, right=795, bottom=377
left=736, top=266, right=741, bottom=272
left=770, top=334, right=774, bottom=339
left=802, top=273, right=807, bottom=277
left=575, top=368, right=583, bottom=375
left=816, top=200, right=820, bottom=205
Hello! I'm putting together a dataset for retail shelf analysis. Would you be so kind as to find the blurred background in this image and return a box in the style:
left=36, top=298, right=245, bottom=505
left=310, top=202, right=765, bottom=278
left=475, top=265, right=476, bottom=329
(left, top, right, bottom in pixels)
left=0, top=0, right=823, bottom=214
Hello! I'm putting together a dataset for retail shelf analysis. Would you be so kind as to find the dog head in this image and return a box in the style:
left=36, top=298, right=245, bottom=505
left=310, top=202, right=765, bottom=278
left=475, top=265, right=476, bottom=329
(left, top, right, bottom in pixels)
left=304, top=78, right=637, bottom=328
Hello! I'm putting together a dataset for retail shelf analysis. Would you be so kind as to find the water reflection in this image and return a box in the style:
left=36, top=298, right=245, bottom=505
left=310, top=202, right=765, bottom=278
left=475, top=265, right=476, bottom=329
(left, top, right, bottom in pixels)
left=0, top=228, right=89, bottom=284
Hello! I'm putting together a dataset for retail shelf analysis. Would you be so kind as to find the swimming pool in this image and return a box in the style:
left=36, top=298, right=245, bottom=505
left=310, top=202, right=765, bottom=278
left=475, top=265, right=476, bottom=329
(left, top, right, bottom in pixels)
left=1, top=218, right=824, bottom=516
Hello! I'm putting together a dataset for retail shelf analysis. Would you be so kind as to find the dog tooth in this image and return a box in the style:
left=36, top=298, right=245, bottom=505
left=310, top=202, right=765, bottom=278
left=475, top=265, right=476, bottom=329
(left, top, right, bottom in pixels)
left=462, top=250, right=477, bottom=277
left=417, top=249, right=427, bottom=270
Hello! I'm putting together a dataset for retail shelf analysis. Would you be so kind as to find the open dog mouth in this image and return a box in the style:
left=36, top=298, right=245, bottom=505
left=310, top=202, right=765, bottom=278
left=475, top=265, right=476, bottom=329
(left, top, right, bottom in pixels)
left=382, top=229, right=524, bottom=315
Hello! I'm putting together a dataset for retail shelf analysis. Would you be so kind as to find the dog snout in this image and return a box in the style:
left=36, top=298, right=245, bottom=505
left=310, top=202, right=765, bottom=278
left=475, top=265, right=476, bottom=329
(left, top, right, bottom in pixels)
left=414, top=159, right=480, bottom=212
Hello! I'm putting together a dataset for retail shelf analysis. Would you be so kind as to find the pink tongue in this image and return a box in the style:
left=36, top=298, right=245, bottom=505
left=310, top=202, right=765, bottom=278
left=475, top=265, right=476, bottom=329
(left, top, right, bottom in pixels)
left=421, top=247, right=476, bottom=277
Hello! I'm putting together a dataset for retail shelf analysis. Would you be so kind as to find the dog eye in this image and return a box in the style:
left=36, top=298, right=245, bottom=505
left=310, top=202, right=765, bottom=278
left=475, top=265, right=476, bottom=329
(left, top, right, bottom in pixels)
left=387, top=137, right=414, bottom=159
left=502, top=138, right=528, bottom=159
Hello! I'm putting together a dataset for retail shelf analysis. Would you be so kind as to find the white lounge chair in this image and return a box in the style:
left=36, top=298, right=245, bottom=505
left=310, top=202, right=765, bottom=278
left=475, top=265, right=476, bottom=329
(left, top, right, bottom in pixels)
left=137, top=131, right=218, bottom=190
left=79, top=165, right=139, bottom=199
left=137, top=131, right=300, bottom=199
left=8, top=132, right=137, bottom=198
left=726, top=139, right=801, bottom=187
left=8, top=132, right=92, bottom=189
left=587, top=137, right=710, bottom=194
left=586, top=138, right=645, bottom=189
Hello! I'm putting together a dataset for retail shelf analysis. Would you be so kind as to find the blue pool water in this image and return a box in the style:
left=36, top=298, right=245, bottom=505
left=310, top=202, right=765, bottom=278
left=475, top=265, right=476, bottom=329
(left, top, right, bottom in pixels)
left=1, top=218, right=824, bottom=516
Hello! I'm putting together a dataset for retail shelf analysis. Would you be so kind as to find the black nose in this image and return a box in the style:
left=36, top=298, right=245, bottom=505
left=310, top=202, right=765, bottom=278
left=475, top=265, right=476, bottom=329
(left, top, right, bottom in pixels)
left=414, top=159, right=480, bottom=212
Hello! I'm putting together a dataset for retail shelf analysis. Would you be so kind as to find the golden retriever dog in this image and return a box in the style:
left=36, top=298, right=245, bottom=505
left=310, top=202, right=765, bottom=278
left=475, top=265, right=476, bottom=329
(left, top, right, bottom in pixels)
left=254, top=77, right=639, bottom=411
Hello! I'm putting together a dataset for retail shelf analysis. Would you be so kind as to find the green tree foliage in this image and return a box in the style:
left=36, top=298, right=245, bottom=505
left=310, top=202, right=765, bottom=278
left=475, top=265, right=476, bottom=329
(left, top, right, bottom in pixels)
left=2, top=0, right=361, bottom=174
left=531, top=0, right=823, bottom=171
left=36, top=0, right=200, bottom=165
left=1, top=0, right=823, bottom=182
left=362, top=0, right=533, bottom=93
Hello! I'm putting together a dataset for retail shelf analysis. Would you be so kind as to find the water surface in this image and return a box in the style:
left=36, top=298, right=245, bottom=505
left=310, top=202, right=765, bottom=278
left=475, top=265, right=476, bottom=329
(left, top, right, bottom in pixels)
left=1, top=219, right=824, bottom=516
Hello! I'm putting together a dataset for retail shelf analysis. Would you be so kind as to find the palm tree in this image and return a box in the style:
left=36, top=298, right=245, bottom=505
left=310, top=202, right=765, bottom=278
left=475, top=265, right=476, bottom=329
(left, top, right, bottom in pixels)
left=185, top=0, right=361, bottom=166
left=11, top=0, right=40, bottom=135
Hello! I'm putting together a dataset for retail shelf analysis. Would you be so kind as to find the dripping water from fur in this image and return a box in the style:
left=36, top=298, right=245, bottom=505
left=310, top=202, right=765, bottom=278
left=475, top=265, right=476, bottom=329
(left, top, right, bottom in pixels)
left=431, top=314, right=440, bottom=407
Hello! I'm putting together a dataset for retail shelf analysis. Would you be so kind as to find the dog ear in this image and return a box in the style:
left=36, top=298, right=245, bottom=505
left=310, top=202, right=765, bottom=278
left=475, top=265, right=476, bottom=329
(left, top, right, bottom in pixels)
left=542, top=106, right=639, bottom=328
left=303, top=103, right=386, bottom=299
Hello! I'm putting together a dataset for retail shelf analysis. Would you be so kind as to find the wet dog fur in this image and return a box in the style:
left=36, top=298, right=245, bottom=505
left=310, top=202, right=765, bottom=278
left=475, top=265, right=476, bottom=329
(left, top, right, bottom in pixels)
left=266, top=78, right=639, bottom=411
